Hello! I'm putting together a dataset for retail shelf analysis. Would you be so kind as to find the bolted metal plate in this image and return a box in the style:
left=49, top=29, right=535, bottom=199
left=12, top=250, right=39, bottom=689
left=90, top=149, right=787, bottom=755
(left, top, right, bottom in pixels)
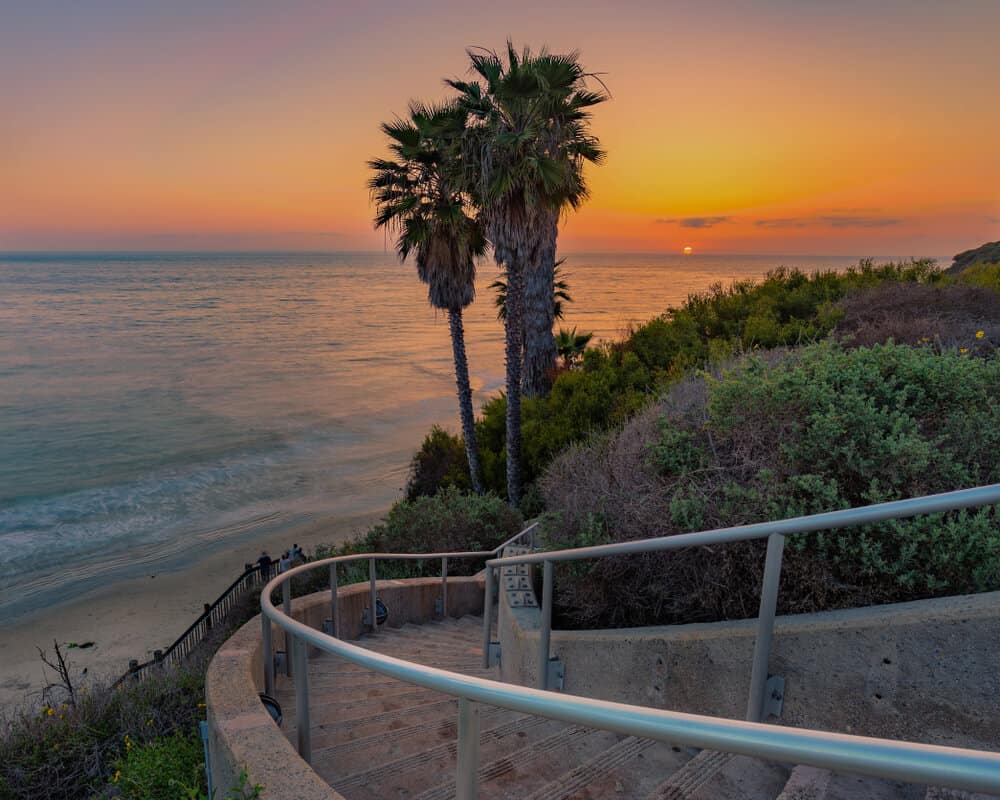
left=504, top=575, right=532, bottom=591
left=508, top=591, right=538, bottom=607
left=764, top=674, right=785, bottom=718
left=502, top=564, right=529, bottom=577
left=488, top=641, right=501, bottom=667
left=503, top=545, right=532, bottom=556
left=547, top=657, right=565, bottom=691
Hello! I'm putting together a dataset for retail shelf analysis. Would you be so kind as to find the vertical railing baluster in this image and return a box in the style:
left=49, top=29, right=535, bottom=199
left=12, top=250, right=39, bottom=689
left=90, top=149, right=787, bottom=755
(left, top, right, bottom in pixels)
left=262, top=612, right=275, bottom=696
left=329, top=563, right=339, bottom=638
left=369, top=558, right=378, bottom=633
left=746, top=532, right=786, bottom=722
left=455, top=698, right=480, bottom=800
left=482, top=566, right=494, bottom=669
left=293, top=636, right=311, bottom=762
left=538, top=560, right=554, bottom=690
left=441, top=556, right=448, bottom=619
left=282, top=579, right=293, bottom=677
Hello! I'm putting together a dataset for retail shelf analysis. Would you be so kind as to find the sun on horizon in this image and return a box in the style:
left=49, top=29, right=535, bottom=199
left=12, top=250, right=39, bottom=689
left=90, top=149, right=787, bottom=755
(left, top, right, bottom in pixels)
left=683, top=246, right=693, bottom=255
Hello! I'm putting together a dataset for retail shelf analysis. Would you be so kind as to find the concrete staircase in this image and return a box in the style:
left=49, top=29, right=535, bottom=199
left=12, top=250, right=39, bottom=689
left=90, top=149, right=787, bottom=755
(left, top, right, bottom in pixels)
left=273, top=616, right=993, bottom=800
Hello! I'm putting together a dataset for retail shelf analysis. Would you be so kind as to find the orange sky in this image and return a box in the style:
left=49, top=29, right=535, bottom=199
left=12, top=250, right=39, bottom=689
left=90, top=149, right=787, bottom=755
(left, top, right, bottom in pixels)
left=2, top=0, right=998, bottom=256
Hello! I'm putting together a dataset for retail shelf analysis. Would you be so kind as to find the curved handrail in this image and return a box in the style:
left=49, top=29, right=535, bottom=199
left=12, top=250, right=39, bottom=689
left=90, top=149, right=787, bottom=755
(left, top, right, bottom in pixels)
left=485, top=484, right=1000, bottom=568
left=259, top=496, right=1000, bottom=795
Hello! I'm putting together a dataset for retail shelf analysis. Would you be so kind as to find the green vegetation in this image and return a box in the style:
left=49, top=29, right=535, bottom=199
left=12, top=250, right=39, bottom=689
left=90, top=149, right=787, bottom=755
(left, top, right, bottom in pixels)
left=309, top=487, right=523, bottom=589
left=949, top=240, right=1000, bottom=273
left=410, top=258, right=947, bottom=500
left=958, top=259, right=1000, bottom=292
left=541, top=340, right=1000, bottom=629
left=0, top=653, right=209, bottom=800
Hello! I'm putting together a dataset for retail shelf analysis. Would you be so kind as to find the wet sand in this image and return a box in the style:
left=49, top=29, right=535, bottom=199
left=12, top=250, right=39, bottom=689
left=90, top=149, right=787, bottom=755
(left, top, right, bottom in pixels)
left=0, top=512, right=376, bottom=710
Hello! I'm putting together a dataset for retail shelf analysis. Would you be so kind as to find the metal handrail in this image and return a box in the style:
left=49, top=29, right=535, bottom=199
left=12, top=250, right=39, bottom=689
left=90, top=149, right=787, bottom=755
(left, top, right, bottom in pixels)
left=484, top=483, right=1000, bottom=715
left=259, top=497, right=1000, bottom=797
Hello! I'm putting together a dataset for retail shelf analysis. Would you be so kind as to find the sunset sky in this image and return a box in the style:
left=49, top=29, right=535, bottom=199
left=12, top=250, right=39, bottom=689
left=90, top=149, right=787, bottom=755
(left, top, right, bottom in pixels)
left=2, top=0, right=998, bottom=256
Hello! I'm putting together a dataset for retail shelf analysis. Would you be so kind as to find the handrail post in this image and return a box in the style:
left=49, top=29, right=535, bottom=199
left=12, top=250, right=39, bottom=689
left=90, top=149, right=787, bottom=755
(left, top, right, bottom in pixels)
left=746, top=532, right=785, bottom=722
left=282, top=579, right=293, bottom=677
left=262, top=611, right=275, bottom=696
left=329, top=563, right=339, bottom=638
left=455, top=697, right=480, bottom=800
left=369, top=558, right=378, bottom=633
left=293, top=636, right=312, bottom=762
left=538, top=560, right=553, bottom=690
left=441, top=556, right=448, bottom=619
left=482, top=566, right=494, bottom=669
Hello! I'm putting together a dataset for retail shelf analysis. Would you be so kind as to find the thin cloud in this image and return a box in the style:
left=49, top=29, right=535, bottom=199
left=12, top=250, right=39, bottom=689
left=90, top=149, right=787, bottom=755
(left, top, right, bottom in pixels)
left=755, top=215, right=901, bottom=229
left=754, top=218, right=811, bottom=229
left=656, top=216, right=732, bottom=229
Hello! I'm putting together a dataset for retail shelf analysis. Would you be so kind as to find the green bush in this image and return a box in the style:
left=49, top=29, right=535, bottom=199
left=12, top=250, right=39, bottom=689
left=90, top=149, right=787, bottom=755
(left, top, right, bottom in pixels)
left=542, top=341, right=1000, bottom=628
left=405, top=425, right=473, bottom=500
left=409, top=259, right=944, bottom=502
left=0, top=659, right=208, bottom=800
left=959, top=260, right=1000, bottom=293
left=112, top=730, right=204, bottom=800
left=309, top=488, right=524, bottom=588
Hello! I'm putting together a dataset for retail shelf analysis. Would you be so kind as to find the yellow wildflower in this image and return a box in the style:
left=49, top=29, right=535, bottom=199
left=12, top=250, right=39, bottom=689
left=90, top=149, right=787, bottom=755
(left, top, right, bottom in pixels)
left=960, top=347, right=968, bottom=354
left=114, top=770, right=121, bottom=783
left=975, top=330, right=985, bottom=339
left=197, top=702, right=206, bottom=708
left=47, top=707, right=55, bottom=716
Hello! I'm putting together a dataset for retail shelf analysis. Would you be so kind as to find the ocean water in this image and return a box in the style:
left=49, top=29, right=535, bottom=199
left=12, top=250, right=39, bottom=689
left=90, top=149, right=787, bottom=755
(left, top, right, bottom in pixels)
left=0, top=251, right=872, bottom=617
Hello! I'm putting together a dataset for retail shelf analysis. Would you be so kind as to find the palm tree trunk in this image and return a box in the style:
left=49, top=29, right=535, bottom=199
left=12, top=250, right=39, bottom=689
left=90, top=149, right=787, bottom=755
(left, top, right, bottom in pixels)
left=448, top=307, right=483, bottom=495
left=504, top=255, right=525, bottom=507
left=522, top=215, right=559, bottom=397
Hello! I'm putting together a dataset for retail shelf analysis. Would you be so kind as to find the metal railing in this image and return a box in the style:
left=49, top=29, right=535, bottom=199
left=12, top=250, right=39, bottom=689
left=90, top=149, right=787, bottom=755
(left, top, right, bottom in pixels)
left=260, top=489, right=1000, bottom=797
left=113, top=561, right=271, bottom=687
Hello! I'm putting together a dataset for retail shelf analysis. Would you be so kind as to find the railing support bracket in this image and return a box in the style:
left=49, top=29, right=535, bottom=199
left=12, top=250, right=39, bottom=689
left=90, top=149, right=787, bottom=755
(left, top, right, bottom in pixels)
left=764, top=674, right=785, bottom=719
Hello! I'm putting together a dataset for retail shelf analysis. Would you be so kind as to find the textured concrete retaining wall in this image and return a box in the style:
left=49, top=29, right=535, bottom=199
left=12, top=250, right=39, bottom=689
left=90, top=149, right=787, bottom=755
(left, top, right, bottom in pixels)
left=499, top=588, right=1000, bottom=749
left=207, top=575, right=485, bottom=799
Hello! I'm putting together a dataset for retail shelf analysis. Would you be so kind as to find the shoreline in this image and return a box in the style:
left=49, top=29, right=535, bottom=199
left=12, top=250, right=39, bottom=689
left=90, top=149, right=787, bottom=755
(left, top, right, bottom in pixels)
left=0, top=511, right=380, bottom=710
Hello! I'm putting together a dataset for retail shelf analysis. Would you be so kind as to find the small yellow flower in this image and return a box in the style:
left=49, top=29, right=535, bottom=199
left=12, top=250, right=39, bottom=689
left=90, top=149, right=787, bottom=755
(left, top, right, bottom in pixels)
left=960, top=347, right=968, bottom=354
left=975, top=330, right=985, bottom=339
left=114, top=770, right=121, bottom=783
left=197, top=702, right=206, bottom=708
left=47, top=707, right=55, bottom=716
left=146, top=719, right=153, bottom=726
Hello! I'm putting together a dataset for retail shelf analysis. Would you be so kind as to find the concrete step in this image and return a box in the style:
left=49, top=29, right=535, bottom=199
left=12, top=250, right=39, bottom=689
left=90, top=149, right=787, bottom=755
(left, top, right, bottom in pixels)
left=415, top=726, right=629, bottom=800
left=524, top=735, right=693, bottom=800
left=311, top=705, right=519, bottom=772
left=330, top=714, right=567, bottom=800
left=777, top=765, right=925, bottom=799
left=925, top=788, right=1000, bottom=800
left=649, top=750, right=789, bottom=799
left=308, top=698, right=461, bottom=751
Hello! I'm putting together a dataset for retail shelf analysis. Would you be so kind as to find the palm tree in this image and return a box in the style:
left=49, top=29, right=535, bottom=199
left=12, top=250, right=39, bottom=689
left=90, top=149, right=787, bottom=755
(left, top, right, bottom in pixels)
left=490, top=259, right=572, bottom=323
left=449, top=43, right=607, bottom=505
left=368, top=101, right=485, bottom=494
left=555, top=327, right=593, bottom=368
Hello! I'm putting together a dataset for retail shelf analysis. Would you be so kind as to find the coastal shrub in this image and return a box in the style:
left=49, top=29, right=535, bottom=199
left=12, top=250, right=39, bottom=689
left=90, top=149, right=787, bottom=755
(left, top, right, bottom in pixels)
left=541, top=341, right=1000, bottom=629
left=307, top=487, right=523, bottom=588
left=832, top=282, right=1000, bottom=351
left=408, top=259, right=945, bottom=501
left=111, top=729, right=204, bottom=800
left=405, top=425, right=473, bottom=500
left=0, top=658, right=208, bottom=800
left=958, top=260, right=1000, bottom=293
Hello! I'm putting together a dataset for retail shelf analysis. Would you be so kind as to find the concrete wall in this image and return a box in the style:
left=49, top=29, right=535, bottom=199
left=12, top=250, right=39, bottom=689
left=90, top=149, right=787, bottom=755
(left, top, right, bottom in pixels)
left=206, top=575, right=485, bottom=799
left=499, top=588, right=1000, bottom=750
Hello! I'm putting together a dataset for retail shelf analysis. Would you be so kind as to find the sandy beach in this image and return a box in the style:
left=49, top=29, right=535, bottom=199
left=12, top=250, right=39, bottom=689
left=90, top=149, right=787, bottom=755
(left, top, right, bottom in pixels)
left=0, top=512, right=378, bottom=710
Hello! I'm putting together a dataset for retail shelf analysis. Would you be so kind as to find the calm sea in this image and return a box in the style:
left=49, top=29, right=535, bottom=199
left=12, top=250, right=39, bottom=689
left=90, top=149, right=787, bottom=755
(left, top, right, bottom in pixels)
left=0, top=251, right=883, bottom=616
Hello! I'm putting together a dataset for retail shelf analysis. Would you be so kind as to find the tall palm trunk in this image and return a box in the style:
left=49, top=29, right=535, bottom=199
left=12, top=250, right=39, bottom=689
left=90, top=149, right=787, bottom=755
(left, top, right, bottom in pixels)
left=447, top=307, right=483, bottom=495
left=503, top=253, right=526, bottom=506
left=522, top=214, right=559, bottom=397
